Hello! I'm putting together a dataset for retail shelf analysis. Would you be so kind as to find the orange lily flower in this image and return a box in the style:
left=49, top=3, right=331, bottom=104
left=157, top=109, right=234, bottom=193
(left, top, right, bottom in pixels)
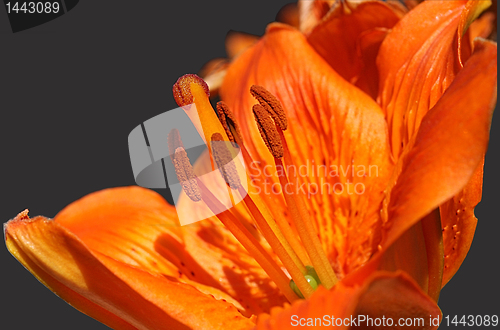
left=4, top=1, right=497, bottom=329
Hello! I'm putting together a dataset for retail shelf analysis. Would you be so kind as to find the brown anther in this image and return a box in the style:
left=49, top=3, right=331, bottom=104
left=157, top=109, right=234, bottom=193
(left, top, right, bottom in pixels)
left=211, top=133, right=241, bottom=190
left=167, top=128, right=184, bottom=162
left=216, top=101, right=242, bottom=144
left=252, top=104, right=284, bottom=158
left=173, top=147, right=202, bottom=202
left=173, top=74, right=210, bottom=107
left=250, top=85, right=288, bottom=130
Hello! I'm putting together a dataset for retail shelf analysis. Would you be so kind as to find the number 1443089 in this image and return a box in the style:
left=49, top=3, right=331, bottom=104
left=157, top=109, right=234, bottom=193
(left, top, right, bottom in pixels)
left=5, top=2, right=60, bottom=14
left=444, top=315, right=498, bottom=327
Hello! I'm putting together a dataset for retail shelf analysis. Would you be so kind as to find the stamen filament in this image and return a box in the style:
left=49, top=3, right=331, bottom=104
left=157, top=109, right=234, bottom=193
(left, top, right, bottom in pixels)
left=274, top=157, right=336, bottom=289
left=238, top=187, right=315, bottom=298
left=197, top=178, right=299, bottom=303
left=172, top=76, right=340, bottom=300
left=244, top=157, right=312, bottom=267
left=213, top=104, right=311, bottom=267
left=248, top=186, right=312, bottom=270
left=211, top=132, right=308, bottom=283
left=170, top=138, right=298, bottom=302
left=238, top=142, right=312, bottom=268
left=239, top=144, right=311, bottom=266
left=276, top=130, right=339, bottom=288
left=170, top=129, right=299, bottom=301
left=251, top=94, right=338, bottom=284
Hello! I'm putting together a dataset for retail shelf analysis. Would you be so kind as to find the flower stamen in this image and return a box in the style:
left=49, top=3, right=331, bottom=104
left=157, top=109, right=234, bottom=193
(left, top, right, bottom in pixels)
left=252, top=104, right=284, bottom=158
left=238, top=187, right=315, bottom=298
left=250, top=85, right=288, bottom=130
left=196, top=178, right=299, bottom=302
left=215, top=103, right=313, bottom=276
left=169, top=130, right=299, bottom=302
left=251, top=87, right=338, bottom=289
left=172, top=75, right=338, bottom=300
left=211, top=133, right=311, bottom=290
left=211, top=133, right=242, bottom=190
left=216, top=101, right=243, bottom=144
left=172, top=147, right=202, bottom=202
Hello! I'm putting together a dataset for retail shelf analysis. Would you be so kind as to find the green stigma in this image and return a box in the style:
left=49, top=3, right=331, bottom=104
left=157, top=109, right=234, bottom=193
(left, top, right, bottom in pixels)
left=289, top=266, right=321, bottom=299
left=305, top=265, right=321, bottom=285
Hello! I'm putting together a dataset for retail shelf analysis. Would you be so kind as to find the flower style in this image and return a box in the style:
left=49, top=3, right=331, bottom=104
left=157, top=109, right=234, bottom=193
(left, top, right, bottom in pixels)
left=4, top=1, right=497, bottom=329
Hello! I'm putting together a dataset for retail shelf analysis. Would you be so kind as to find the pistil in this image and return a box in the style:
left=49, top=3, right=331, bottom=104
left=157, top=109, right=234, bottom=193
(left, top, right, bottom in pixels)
left=173, top=74, right=230, bottom=150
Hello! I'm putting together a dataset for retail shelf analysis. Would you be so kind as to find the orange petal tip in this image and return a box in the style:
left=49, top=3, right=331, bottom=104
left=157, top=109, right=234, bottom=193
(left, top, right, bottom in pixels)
left=172, top=74, right=210, bottom=107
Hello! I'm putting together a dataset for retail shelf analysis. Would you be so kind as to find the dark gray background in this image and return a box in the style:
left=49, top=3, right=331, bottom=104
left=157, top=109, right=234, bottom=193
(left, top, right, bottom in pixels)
left=0, top=1, right=497, bottom=329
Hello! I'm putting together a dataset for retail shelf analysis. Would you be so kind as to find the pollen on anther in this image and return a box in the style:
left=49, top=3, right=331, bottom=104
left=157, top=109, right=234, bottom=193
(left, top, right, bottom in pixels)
left=216, top=101, right=242, bottom=143
left=211, top=133, right=241, bottom=190
left=253, top=104, right=284, bottom=158
left=173, top=147, right=202, bottom=202
left=250, top=85, right=288, bottom=130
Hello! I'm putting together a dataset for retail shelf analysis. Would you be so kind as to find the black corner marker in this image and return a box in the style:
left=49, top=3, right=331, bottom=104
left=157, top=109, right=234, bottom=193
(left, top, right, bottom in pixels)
left=3, top=0, right=79, bottom=33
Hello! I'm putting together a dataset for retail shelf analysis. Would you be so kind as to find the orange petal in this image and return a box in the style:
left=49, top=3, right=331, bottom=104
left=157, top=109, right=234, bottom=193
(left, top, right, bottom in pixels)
left=298, top=0, right=336, bottom=34
left=354, top=28, right=390, bottom=99
left=5, top=212, right=254, bottom=330
left=345, top=207, right=445, bottom=303
left=384, top=39, right=497, bottom=258
left=199, top=58, right=229, bottom=97
left=420, top=208, right=444, bottom=302
left=276, top=3, right=300, bottom=29
left=54, top=187, right=184, bottom=280
left=378, top=0, right=491, bottom=158
left=256, top=271, right=441, bottom=330
left=5, top=212, right=136, bottom=330
left=376, top=220, right=429, bottom=295
left=307, top=1, right=400, bottom=87
left=55, top=186, right=282, bottom=315
left=440, top=157, right=483, bottom=287
left=225, top=31, right=259, bottom=60
left=351, top=271, right=442, bottom=330
left=468, top=12, right=495, bottom=42
left=220, top=23, right=393, bottom=276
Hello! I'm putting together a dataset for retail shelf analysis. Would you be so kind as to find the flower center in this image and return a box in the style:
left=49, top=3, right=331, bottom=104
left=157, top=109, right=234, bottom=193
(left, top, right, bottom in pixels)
left=171, top=74, right=338, bottom=301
